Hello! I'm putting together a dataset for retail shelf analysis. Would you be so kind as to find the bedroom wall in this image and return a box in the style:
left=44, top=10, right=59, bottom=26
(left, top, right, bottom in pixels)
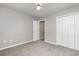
left=0, top=6, right=34, bottom=49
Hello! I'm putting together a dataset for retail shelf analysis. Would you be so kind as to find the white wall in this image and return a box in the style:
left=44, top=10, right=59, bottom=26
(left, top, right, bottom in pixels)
left=41, top=5, right=79, bottom=44
left=44, top=16, right=56, bottom=44
left=0, top=6, right=34, bottom=49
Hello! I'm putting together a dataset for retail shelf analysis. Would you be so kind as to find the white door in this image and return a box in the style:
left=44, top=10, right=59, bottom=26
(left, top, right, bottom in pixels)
left=56, top=15, right=74, bottom=49
left=33, top=20, right=39, bottom=41
left=62, top=15, right=74, bottom=48
left=75, top=14, right=79, bottom=50
left=56, top=17, right=63, bottom=45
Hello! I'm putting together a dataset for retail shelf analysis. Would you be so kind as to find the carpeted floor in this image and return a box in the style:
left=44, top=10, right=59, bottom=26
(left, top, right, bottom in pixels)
left=0, top=40, right=79, bottom=56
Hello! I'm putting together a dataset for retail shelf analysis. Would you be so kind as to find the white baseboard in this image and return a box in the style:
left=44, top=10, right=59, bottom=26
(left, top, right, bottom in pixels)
left=45, top=40, right=79, bottom=51
left=45, top=40, right=57, bottom=45
left=0, top=40, right=33, bottom=51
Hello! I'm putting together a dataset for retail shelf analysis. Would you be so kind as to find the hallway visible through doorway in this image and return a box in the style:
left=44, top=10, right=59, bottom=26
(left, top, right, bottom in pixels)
left=39, top=21, right=45, bottom=41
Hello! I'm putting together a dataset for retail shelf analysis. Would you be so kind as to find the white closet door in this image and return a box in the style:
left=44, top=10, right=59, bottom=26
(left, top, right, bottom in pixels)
left=75, top=14, right=79, bottom=50
left=56, top=17, right=63, bottom=45
left=56, top=15, right=74, bottom=49
left=62, top=15, right=74, bottom=48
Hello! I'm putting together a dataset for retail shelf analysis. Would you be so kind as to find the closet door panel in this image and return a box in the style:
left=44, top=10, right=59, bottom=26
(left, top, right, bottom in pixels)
left=62, top=15, right=74, bottom=48
left=56, top=17, right=63, bottom=45
left=56, top=15, right=74, bottom=49
left=68, top=15, right=74, bottom=48
left=75, top=14, right=79, bottom=50
left=62, top=16, right=69, bottom=47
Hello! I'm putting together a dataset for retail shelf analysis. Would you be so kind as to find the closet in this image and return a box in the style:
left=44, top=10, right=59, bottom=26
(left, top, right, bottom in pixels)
left=56, top=13, right=79, bottom=50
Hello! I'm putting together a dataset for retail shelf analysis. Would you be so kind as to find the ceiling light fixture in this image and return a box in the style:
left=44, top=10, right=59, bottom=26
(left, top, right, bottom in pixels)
left=36, top=3, right=42, bottom=10
left=37, top=5, right=41, bottom=10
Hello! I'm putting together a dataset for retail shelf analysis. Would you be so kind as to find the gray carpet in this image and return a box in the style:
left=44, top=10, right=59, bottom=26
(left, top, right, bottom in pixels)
left=0, top=40, right=79, bottom=56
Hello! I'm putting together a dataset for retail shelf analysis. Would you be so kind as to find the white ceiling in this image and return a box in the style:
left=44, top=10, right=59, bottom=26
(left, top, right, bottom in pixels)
left=0, top=3, right=79, bottom=18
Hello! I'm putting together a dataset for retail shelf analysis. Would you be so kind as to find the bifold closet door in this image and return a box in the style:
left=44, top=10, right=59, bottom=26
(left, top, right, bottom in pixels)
left=75, top=14, right=79, bottom=50
left=56, top=15, right=74, bottom=48
left=62, top=15, right=74, bottom=48
left=56, top=17, right=63, bottom=46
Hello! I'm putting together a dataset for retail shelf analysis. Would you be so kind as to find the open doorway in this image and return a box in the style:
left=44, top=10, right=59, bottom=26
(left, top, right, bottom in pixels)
left=39, top=21, right=45, bottom=41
